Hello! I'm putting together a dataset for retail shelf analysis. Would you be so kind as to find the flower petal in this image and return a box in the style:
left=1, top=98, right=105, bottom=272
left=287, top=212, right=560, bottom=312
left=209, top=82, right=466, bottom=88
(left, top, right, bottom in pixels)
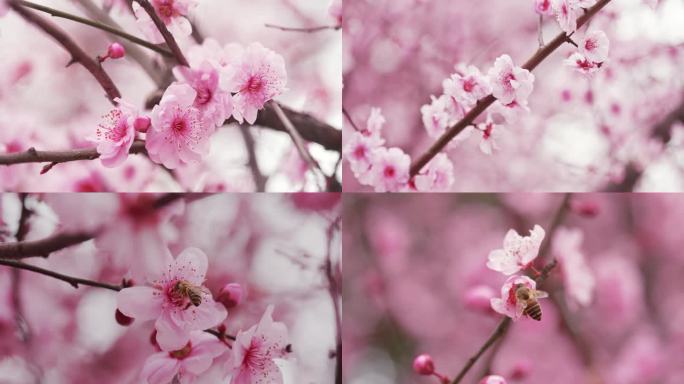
left=117, top=286, right=163, bottom=320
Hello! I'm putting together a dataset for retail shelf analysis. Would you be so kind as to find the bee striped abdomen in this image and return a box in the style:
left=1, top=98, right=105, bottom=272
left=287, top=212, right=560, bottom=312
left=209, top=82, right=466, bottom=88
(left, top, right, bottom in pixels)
left=524, top=302, right=542, bottom=321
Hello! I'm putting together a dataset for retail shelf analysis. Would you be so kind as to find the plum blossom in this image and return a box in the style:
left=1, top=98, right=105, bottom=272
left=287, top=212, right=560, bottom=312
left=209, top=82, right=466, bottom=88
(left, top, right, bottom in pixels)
left=141, top=331, right=226, bottom=384
left=489, top=100, right=530, bottom=125
left=487, top=55, right=535, bottom=105
left=413, top=153, right=455, bottom=191
left=490, top=275, right=548, bottom=320
left=344, top=132, right=384, bottom=184
left=580, top=30, right=610, bottom=63
left=91, top=98, right=140, bottom=167
left=443, top=65, right=491, bottom=108
left=551, top=0, right=581, bottom=34
left=369, top=147, right=411, bottom=192
left=552, top=227, right=595, bottom=308
left=173, top=62, right=234, bottom=128
left=225, top=43, right=287, bottom=124
left=480, top=375, right=508, bottom=384
left=421, top=95, right=453, bottom=139
left=564, top=52, right=599, bottom=75
left=133, top=0, right=196, bottom=44
left=475, top=115, right=505, bottom=155
left=117, top=247, right=227, bottom=351
left=487, top=225, right=546, bottom=275
left=146, top=83, right=211, bottom=169
left=229, top=305, right=289, bottom=384
left=534, top=0, right=553, bottom=15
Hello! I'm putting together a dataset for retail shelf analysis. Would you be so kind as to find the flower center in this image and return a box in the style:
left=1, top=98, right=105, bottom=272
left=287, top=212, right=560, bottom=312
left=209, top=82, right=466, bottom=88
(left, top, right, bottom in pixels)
left=243, top=340, right=267, bottom=369
left=584, top=39, right=597, bottom=51
left=169, top=342, right=192, bottom=360
left=384, top=166, right=396, bottom=178
left=483, top=123, right=493, bottom=139
left=245, top=76, right=263, bottom=93
left=195, top=87, right=213, bottom=106
left=155, top=0, right=175, bottom=19
left=172, top=117, right=187, bottom=133
left=353, top=145, right=367, bottom=160
left=503, top=73, right=516, bottom=91
left=463, top=78, right=475, bottom=93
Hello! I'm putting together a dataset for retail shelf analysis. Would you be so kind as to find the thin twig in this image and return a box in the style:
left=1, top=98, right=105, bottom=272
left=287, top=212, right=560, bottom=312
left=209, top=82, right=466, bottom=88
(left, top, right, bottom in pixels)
left=0, top=231, right=95, bottom=260
left=0, top=141, right=147, bottom=169
left=409, top=0, right=613, bottom=177
left=9, top=0, right=121, bottom=104
left=238, top=126, right=267, bottom=191
left=132, top=0, right=189, bottom=66
left=17, top=0, right=173, bottom=57
left=538, top=14, right=545, bottom=48
left=342, top=107, right=362, bottom=132
left=265, top=23, right=341, bottom=33
left=0, top=258, right=122, bottom=290
left=324, top=217, right=342, bottom=384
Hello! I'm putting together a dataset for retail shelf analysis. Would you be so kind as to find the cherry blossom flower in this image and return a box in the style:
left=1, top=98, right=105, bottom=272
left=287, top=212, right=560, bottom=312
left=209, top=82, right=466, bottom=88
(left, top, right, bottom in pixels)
left=490, top=275, right=548, bottom=320
left=141, top=331, right=226, bottom=384
left=343, top=131, right=384, bottom=184
left=173, top=62, right=234, bottom=128
left=487, top=54, right=535, bottom=105
left=146, top=83, right=211, bottom=169
left=534, top=0, right=554, bottom=15
left=564, top=52, right=599, bottom=75
left=366, top=107, right=385, bottom=136
left=117, top=247, right=227, bottom=351
left=226, top=43, right=287, bottom=124
left=229, top=305, right=289, bottom=384
left=443, top=65, right=491, bottom=108
left=551, top=0, right=581, bottom=34
left=489, top=100, right=530, bottom=125
left=487, top=225, right=546, bottom=275
left=552, top=227, right=595, bottom=308
left=480, top=375, right=508, bottom=384
left=369, top=147, right=411, bottom=192
left=475, top=115, right=505, bottom=155
left=133, top=0, right=196, bottom=44
left=413, top=153, right=455, bottom=191
left=421, top=95, right=452, bottom=139
left=580, top=30, right=610, bottom=63
left=91, top=98, right=139, bottom=168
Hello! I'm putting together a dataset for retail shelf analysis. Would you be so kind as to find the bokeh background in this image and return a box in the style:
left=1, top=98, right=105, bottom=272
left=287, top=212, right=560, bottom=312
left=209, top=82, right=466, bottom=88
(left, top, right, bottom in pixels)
left=0, top=0, right=341, bottom=192
left=0, top=193, right=341, bottom=383
left=343, top=193, right=684, bottom=383
left=343, top=0, right=684, bottom=191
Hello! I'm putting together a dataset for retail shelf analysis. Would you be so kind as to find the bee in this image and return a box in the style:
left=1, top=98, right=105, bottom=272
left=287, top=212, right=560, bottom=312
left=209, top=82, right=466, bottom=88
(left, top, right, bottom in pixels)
left=515, top=284, right=548, bottom=321
left=173, top=280, right=208, bottom=309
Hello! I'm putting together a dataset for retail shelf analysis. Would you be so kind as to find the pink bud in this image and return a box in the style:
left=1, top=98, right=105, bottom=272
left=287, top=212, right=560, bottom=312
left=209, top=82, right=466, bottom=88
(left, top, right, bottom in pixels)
left=217, top=283, right=243, bottom=309
left=134, top=116, right=151, bottom=133
left=570, top=199, right=600, bottom=218
left=413, top=354, right=435, bottom=375
left=115, top=309, right=133, bottom=326
left=480, top=375, right=507, bottom=384
left=463, top=285, right=496, bottom=314
left=108, top=43, right=126, bottom=59
left=509, top=360, right=532, bottom=380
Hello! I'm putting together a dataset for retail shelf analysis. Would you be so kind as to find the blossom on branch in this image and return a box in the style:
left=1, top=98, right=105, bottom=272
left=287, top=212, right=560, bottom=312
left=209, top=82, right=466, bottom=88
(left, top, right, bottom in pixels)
left=413, top=153, right=455, bottom=191
left=534, top=0, right=554, bottom=16
left=490, top=275, right=548, bottom=320
left=487, top=225, right=545, bottom=275
left=370, top=147, right=411, bottom=192
left=580, top=30, right=610, bottom=64
left=117, top=247, right=227, bottom=351
left=564, top=52, right=599, bottom=75
left=229, top=305, right=290, bottom=384
left=551, top=0, right=581, bottom=33
left=443, top=64, right=492, bottom=108
left=488, top=54, right=535, bottom=105
left=91, top=98, right=140, bottom=167
left=133, top=0, right=196, bottom=44
left=173, top=62, right=234, bottom=129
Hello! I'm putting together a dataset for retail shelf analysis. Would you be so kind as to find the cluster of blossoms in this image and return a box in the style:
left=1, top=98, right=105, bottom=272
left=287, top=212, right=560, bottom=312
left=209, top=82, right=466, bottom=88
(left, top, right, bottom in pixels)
left=92, top=41, right=287, bottom=169
left=564, top=30, right=610, bottom=75
left=343, top=108, right=455, bottom=192
left=117, top=247, right=291, bottom=384
left=133, top=0, right=197, bottom=44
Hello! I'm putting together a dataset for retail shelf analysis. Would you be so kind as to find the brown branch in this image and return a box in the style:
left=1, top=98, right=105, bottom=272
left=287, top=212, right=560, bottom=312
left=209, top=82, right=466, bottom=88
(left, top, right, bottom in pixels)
left=409, top=0, right=614, bottom=177
left=265, top=23, right=341, bottom=33
left=324, top=217, right=342, bottom=384
left=238, top=126, right=268, bottom=191
left=0, top=141, right=147, bottom=169
left=0, top=258, right=122, bottom=290
left=9, top=0, right=121, bottom=104
left=132, top=0, right=189, bottom=66
left=0, top=232, right=94, bottom=260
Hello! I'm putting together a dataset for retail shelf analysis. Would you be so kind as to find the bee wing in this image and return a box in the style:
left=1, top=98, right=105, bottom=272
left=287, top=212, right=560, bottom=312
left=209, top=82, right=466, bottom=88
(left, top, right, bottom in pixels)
left=515, top=299, right=527, bottom=317
left=535, top=290, right=549, bottom=299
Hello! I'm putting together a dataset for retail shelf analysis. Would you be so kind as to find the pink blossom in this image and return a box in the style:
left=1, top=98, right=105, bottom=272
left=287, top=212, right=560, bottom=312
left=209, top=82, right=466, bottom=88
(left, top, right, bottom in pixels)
left=534, top=0, right=554, bottom=15
left=475, top=115, right=505, bottom=155
left=480, top=375, right=507, bottom=384
left=487, top=54, right=535, bottom=105
left=369, top=147, right=411, bottom=192
left=226, top=43, right=287, bottom=124
left=564, top=52, right=599, bottom=75
left=412, top=354, right=435, bottom=375
left=117, top=247, right=227, bottom=351
left=413, top=153, right=455, bottom=192
left=489, top=100, right=530, bottom=125
left=216, top=283, right=244, bottom=310
left=552, top=227, right=595, bottom=308
left=132, top=0, right=195, bottom=44
left=421, top=95, right=452, bottom=139
left=580, top=30, right=610, bottom=63
left=490, top=275, right=548, bottom=320
left=91, top=98, right=139, bottom=168
left=551, top=0, right=581, bottom=34
left=366, top=107, right=385, bottom=136
left=443, top=65, right=491, bottom=108
left=146, top=83, right=211, bottom=169
left=141, top=331, right=226, bottom=384
left=487, top=225, right=546, bottom=275
left=229, top=305, right=289, bottom=384
left=343, top=131, right=384, bottom=183
left=173, top=62, right=234, bottom=129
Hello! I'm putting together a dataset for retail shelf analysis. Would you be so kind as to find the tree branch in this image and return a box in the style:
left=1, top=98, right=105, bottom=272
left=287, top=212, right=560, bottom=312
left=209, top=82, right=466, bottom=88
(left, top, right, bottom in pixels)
left=0, top=232, right=95, bottom=260
left=409, top=0, right=613, bottom=177
left=9, top=0, right=122, bottom=105
left=238, top=126, right=267, bottom=191
left=264, top=23, right=341, bottom=33
left=132, top=0, right=189, bottom=66
left=324, top=217, right=342, bottom=384
left=0, top=258, right=122, bottom=290
left=0, top=141, right=147, bottom=170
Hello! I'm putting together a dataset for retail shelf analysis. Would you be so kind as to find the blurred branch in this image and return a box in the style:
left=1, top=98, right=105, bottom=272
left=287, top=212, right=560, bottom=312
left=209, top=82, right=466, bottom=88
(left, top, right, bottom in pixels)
left=8, top=0, right=121, bottom=104
left=604, top=97, right=684, bottom=191
left=324, top=216, right=342, bottom=384
left=238, top=126, right=267, bottom=192
left=265, top=23, right=341, bottom=33
left=343, top=107, right=362, bottom=132
left=409, top=0, right=613, bottom=177
left=0, top=258, right=122, bottom=290
left=17, top=0, right=173, bottom=58
left=0, top=141, right=147, bottom=170
left=0, top=231, right=95, bottom=259
left=11, top=194, right=33, bottom=342
left=131, top=0, right=188, bottom=66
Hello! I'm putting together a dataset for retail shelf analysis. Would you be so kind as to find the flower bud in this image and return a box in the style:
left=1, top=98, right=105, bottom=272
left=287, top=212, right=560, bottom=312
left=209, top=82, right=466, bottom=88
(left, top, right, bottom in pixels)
left=412, top=354, right=435, bottom=375
left=570, top=199, right=600, bottom=218
left=134, top=116, right=151, bottom=133
left=115, top=309, right=133, bottom=326
left=217, top=283, right=243, bottom=309
left=509, top=360, right=532, bottom=380
left=108, top=43, right=126, bottom=59
left=480, top=375, right=507, bottom=384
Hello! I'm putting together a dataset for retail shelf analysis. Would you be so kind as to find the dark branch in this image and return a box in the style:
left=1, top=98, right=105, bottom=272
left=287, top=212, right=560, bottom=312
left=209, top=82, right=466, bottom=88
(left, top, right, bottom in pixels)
left=132, top=0, right=189, bottom=66
left=0, top=232, right=94, bottom=260
left=0, top=258, right=122, bottom=290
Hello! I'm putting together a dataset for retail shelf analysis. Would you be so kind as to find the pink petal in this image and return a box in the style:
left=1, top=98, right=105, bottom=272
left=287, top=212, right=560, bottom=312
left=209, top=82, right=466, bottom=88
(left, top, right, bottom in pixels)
left=176, top=301, right=227, bottom=332
left=117, top=286, right=163, bottom=320
left=172, top=247, right=208, bottom=284
left=141, top=353, right=180, bottom=384
left=156, top=311, right=190, bottom=351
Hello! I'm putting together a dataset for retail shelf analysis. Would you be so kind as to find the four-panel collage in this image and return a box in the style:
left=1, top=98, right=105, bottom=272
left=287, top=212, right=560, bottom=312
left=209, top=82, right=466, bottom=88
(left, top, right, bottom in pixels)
left=1, top=0, right=683, bottom=383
